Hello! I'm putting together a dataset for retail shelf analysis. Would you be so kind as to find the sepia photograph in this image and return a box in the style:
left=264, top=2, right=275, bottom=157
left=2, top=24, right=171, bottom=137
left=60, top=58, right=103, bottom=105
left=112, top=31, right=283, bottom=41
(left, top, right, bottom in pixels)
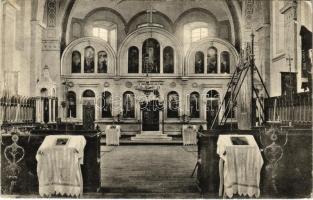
left=0, top=0, right=312, bottom=199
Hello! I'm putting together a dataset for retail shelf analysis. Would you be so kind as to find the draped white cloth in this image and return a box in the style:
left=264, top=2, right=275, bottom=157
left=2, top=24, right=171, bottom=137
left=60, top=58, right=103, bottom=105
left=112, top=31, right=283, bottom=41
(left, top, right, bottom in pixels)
left=217, top=135, right=263, bottom=198
left=105, top=125, right=121, bottom=146
left=36, top=135, right=86, bottom=197
left=182, top=125, right=197, bottom=145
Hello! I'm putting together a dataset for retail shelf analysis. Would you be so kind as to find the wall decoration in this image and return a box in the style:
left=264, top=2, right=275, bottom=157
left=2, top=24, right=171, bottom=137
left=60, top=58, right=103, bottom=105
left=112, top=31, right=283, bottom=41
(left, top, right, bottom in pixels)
left=142, top=38, right=160, bottom=73
left=128, top=46, right=139, bottom=73
left=125, top=81, right=133, bottom=88
left=104, top=82, right=110, bottom=87
left=67, top=91, right=76, bottom=118
left=192, top=83, right=198, bottom=88
left=71, top=51, right=81, bottom=73
left=163, top=46, right=174, bottom=73
left=195, top=51, right=204, bottom=73
left=207, top=47, right=218, bottom=73
left=98, top=51, right=108, bottom=73
left=167, top=91, right=179, bottom=118
left=170, top=82, right=176, bottom=88
left=123, top=92, right=135, bottom=118
left=190, top=92, right=200, bottom=118
left=220, top=51, right=230, bottom=73
left=281, top=72, right=297, bottom=96
left=84, top=46, right=95, bottom=73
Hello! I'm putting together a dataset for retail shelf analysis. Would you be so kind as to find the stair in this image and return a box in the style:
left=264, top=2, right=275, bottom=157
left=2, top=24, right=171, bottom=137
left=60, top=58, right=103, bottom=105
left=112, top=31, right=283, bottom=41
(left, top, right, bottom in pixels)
left=131, top=131, right=172, bottom=142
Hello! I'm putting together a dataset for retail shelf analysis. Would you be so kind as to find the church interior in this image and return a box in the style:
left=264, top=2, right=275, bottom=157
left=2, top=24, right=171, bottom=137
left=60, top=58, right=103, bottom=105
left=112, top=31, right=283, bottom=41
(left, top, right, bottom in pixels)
left=0, top=0, right=312, bottom=198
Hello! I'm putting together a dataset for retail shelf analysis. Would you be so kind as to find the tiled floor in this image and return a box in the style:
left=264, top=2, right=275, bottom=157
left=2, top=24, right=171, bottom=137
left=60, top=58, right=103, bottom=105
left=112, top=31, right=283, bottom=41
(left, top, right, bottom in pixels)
left=100, top=145, right=200, bottom=198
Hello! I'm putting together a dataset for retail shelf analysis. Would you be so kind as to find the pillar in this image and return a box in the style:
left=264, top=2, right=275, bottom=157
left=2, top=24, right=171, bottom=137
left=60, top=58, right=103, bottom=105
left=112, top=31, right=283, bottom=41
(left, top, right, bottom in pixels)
left=48, top=98, right=52, bottom=123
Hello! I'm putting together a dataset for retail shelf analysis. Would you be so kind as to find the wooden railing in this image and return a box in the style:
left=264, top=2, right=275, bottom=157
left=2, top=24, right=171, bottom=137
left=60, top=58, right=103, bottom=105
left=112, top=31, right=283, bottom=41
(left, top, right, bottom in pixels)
left=265, top=92, right=312, bottom=126
left=0, top=96, right=36, bottom=124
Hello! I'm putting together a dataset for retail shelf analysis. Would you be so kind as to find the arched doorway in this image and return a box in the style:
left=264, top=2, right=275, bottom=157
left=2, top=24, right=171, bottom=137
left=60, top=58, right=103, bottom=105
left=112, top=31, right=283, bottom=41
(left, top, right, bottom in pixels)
left=82, top=89, right=95, bottom=130
left=140, top=91, right=162, bottom=131
left=206, top=90, right=219, bottom=129
left=40, top=88, right=49, bottom=123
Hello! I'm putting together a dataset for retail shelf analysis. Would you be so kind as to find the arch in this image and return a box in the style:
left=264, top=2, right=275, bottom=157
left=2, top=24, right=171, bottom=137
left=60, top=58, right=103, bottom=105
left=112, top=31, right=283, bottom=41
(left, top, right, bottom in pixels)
left=61, top=37, right=117, bottom=76
left=195, top=51, right=204, bottom=74
left=126, top=10, right=174, bottom=33
left=123, top=91, right=135, bottom=118
left=84, top=7, right=127, bottom=26
left=174, top=8, right=218, bottom=30
left=220, top=51, right=230, bottom=74
left=102, top=91, right=112, bottom=118
left=60, top=0, right=76, bottom=53
left=167, top=91, right=179, bottom=118
left=207, top=46, right=218, bottom=74
left=67, top=91, right=76, bottom=118
left=207, top=90, right=219, bottom=98
left=82, top=89, right=95, bottom=98
left=117, top=26, right=184, bottom=76
left=128, top=46, right=139, bottom=73
left=72, top=51, right=81, bottom=73
left=163, top=46, right=174, bottom=73
left=40, top=88, right=48, bottom=97
left=189, top=92, right=200, bottom=118
left=142, top=38, right=160, bottom=73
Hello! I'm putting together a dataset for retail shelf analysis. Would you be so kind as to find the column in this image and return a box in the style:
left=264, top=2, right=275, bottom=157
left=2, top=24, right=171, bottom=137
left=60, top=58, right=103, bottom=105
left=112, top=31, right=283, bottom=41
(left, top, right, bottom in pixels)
left=30, top=20, right=44, bottom=96
left=48, top=98, right=52, bottom=123
left=52, top=99, right=56, bottom=122
left=160, top=45, right=164, bottom=74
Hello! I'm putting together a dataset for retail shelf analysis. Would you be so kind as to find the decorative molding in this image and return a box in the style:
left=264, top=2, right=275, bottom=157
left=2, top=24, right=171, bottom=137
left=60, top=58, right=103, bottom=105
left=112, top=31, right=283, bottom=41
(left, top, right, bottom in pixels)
left=42, top=40, right=60, bottom=51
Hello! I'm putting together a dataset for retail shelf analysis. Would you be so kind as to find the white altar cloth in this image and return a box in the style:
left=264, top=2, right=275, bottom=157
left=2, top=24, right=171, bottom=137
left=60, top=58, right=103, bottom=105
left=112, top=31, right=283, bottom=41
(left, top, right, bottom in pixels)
left=36, top=135, right=86, bottom=197
left=217, top=134, right=263, bottom=198
left=105, top=125, right=121, bottom=146
left=182, top=125, right=197, bottom=145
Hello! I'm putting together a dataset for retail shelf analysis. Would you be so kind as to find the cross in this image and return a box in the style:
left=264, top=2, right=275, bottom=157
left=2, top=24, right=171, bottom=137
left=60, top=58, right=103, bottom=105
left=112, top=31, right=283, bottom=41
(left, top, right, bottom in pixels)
left=147, top=7, right=156, bottom=24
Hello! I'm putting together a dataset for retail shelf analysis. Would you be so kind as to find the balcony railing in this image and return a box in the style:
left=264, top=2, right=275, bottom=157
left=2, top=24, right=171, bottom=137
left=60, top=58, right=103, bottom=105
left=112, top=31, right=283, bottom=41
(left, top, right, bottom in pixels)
left=265, top=92, right=312, bottom=126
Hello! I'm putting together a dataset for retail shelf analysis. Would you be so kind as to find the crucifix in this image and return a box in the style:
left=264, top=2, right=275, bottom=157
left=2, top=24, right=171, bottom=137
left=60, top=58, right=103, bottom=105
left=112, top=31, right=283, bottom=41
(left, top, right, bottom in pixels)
left=146, top=4, right=156, bottom=24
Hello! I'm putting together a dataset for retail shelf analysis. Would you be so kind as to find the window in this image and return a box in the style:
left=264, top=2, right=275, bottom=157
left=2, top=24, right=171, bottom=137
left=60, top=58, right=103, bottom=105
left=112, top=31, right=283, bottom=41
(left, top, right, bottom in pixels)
left=102, top=91, right=112, bottom=118
left=190, top=92, right=200, bottom=118
left=167, top=91, right=179, bottom=118
left=93, top=27, right=108, bottom=41
left=82, top=90, right=95, bottom=97
left=191, top=28, right=209, bottom=42
left=98, top=51, right=108, bottom=73
left=67, top=91, right=76, bottom=118
left=123, top=91, right=135, bottom=118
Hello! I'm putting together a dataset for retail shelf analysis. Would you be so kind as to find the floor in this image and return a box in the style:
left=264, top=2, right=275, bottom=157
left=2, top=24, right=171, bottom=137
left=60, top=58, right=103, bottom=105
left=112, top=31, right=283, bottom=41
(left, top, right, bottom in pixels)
left=99, top=145, right=202, bottom=198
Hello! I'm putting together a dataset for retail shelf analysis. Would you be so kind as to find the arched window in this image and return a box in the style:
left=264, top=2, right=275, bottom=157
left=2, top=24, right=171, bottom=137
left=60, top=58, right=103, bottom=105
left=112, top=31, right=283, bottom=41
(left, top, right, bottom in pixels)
left=82, top=89, right=95, bottom=97
left=220, top=51, right=230, bottom=74
left=72, top=51, right=81, bottom=73
left=98, top=51, right=107, bottom=73
left=207, top=47, right=217, bottom=73
left=84, top=46, right=95, bottom=73
left=195, top=51, right=204, bottom=73
left=67, top=91, right=76, bottom=118
left=93, top=27, right=108, bottom=41
left=207, top=90, right=219, bottom=129
left=123, top=91, right=135, bottom=118
left=142, top=38, right=160, bottom=73
left=102, top=91, right=112, bottom=118
left=163, top=46, right=174, bottom=73
left=190, top=92, right=200, bottom=118
left=128, top=46, right=139, bottom=73
left=167, top=91, right=179, bottom=118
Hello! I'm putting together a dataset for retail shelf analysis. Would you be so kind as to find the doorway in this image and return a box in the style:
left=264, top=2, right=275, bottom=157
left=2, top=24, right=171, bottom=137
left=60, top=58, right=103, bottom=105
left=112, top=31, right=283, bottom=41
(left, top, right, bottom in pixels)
left=141, top=100, right=160, bottom=131
left=83, top=102, right=95, bottom=130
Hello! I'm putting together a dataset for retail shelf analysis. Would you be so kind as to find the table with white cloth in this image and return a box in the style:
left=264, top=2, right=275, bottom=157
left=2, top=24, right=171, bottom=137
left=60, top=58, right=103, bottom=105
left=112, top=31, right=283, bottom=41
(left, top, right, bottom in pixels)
left=182, top=125, right=197, bottom=145
left=105, top=125, right=121, bottom=146
left=217, top=134, right=263, bottom=198
left=36, top=135, right=86, bottom=197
